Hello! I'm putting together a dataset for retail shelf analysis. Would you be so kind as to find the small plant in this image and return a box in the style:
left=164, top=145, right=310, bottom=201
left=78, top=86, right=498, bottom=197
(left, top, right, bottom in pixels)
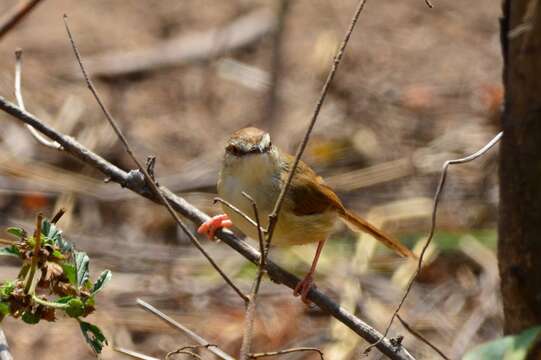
left=0, top=210, right=111, bottom=354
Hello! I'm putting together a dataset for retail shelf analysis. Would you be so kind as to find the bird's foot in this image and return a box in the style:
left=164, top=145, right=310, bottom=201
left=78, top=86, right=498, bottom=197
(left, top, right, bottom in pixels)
left=197, top=214, right=233, bottom=239
left=294, top=274, right=315, bottom=304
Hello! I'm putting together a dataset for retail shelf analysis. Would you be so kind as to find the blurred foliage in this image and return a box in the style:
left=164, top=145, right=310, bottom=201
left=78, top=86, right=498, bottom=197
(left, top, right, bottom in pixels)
left=0, top=212, right=111, bottom=354
left=463, top=326, right=541, bottom=360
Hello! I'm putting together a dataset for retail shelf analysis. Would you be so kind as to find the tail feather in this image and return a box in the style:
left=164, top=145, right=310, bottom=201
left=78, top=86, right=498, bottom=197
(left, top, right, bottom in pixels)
left=340, top=209, right=417, bottom=259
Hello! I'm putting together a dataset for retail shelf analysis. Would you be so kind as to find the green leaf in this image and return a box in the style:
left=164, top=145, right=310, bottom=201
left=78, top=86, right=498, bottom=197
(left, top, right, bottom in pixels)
left=62, top=263, right=77, bottom=285
left=464, top=326, right=541, bottom=360
left=79, top=321, right=108, bottom=354
left=0, top=301, right=9, bottom=316
left=504, top=326, right=541, bottom=360
left=41, top=219, right=72, bottom=253
left=0, top=246, right=20, bottom=258
left=51, top=250, right=64, bottom=259
left=91, top=270, right=111, bottom=295
left=0, top=282, right=14, bottom=298
left=74, top=251, right=90, bottom=289
left=55, top=296, right=75, bottom=304
left=6, top=227, right=24, bottom=239
left=22, top=310, right=40, bottom=324
left=65, top=298, right=85, bottom=318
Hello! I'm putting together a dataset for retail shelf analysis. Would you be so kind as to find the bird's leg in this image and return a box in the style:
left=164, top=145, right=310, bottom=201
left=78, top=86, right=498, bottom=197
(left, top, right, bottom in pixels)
left=197, top=214, right=233, bottom=239
left=294, top=240, right=326, bottom=303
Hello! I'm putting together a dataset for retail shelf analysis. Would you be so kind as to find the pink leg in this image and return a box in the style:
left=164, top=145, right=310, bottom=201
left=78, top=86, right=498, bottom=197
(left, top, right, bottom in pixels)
left=197, top=214, right=233, bottom=239
left=294, top=240, right=326, bottom=303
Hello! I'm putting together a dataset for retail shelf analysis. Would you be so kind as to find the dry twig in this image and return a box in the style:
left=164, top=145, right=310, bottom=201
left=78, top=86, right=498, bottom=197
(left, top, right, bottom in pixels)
left=249, top=347, right=325, bottom=359
left=0, top=328, right=13, bottom=360
left=397, top=315, right=450, bottom=360
left=239, top=192, right=267, bottom=360
left=63, top=15, right=248, bottom=304
left=14, top=49, right=62, bottom=150
left=0, top=0, right=45, bottom=40
left=114, top=347, right=159, bottom=360
left=364, top=131, right=503, bottom=354
left=136, top=299, right=235, bottom=360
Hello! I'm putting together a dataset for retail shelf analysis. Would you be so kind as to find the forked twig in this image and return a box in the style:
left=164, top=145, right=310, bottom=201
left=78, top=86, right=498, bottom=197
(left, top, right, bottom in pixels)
left=364, top=131, right=503, bottom=354
left=63, top=15, right=248, bottom=304
left=14, top=49, right=62, bottom=150
left=397, top=315, right=450, bottom=360
left=214, top=197, right=261, bottom=231
left=249, top=347, right=324, bottom=359
left=136, top=299, right=235, bottom=360
left=266, top=0, right=368, bottom=247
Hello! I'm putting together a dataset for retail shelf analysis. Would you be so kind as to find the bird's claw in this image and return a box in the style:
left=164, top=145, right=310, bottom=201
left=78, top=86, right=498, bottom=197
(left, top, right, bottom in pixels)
left=294, top=274, right=315, bottom=304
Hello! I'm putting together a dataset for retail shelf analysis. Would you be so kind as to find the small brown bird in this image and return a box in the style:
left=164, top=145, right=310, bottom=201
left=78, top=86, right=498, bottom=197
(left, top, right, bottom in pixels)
left=198, top=127, right=415, bottom=302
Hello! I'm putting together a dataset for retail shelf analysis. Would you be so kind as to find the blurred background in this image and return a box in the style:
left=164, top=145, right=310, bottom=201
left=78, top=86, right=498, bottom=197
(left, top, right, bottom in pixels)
left=0, top=0, right=502, bottom=359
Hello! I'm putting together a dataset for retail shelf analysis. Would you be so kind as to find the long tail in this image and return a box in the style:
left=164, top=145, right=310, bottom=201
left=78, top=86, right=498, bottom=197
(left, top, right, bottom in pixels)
left=339, top=209, right=417, bottom=258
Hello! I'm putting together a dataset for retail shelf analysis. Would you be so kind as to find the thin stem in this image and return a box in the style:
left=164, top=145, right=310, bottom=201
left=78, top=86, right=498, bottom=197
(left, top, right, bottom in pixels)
left=32, top=294, right=69, bottom=309
left=63, top=15, right=248, bottom=304
left=136, top=299, right=235, bottom=360
left=0, top=0, right=45, bottom=40
left=24, top=213, right=42, bottom=294
left=239, top=192, right=266, bottom=360
left=397, top=315, right=449, bottom=360
left=14, top=49, right=62, bottom=150
left=249, top=347, right=324, bottom=359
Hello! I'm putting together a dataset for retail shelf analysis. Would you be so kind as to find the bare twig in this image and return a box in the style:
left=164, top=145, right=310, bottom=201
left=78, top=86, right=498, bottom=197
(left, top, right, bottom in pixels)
left=214, top=197, right=261, bottom=231
left=24, top=213, right=42, bottom=294
left=364, top=131, right=503, bottom=354
left=72, top=9, right=275, bottom=78
left=249, top=347, right=324, bottom=359
left=0, top=92, right=414, bottom=360
left=14, top=49, right=62, bottom=150
left=396, top=315, right=450, bottom=360
left=50, top=207, right=66, bottom=224
left=136, top=299, right=235, bottom=360
left=166, top=345, right=216, bottom=360
left=266, top=0, right=368, bottom=248
left=114, top=347, right=159, bottom=360
left=424, top=0, right=434, bottom=8
left=239, top=192, right=266, bottom=360
left=0, top=0, right=45, bottom=40
left=63, top=15, right=248, bottom=304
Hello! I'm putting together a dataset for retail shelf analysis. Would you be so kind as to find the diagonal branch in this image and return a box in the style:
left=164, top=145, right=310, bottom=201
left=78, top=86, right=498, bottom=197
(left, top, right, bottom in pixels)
left=0, top=0, right=45, bottom=40
left=0, top=95, right=414, bottom=360
left=62, top=15, right=248, bottom=304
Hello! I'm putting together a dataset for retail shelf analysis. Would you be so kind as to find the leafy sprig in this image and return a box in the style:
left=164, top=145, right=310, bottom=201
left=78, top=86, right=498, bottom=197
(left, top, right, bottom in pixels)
left=0, top=211, right=111, bottom=354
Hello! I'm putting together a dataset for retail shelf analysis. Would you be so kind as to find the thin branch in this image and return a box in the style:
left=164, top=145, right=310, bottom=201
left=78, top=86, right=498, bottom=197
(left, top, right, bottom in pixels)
left=0, top=0, right=45, bottom=40
left=239, top=192, right=266, bottom=360
left=364, top=131, right=503, bottom=354
left=166, top=345, right=215, bottom=360
left=14, top=49, right=62, bottom=150
left=136, top=299, right=235, bottom=360
left=24, top=213, right=42, bottom=294
left=424, top=0, right=434, bottom=8
left=249, top=347, right=324, bottom=359
left=114, top=347, right=159, bottom=360
left=266, top=0, right=368, bottom=249
left=63, top=15, right=248, bottom=304
left=214, top=197, right=261, bottom=231
left=396, top=315, right=450, bottom=360
left=0, top=96, right=415, bottom=359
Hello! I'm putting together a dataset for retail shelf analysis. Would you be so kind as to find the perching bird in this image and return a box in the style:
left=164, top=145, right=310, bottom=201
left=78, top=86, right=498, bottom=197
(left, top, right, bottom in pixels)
left=198, top=127, right=415, bottom=302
